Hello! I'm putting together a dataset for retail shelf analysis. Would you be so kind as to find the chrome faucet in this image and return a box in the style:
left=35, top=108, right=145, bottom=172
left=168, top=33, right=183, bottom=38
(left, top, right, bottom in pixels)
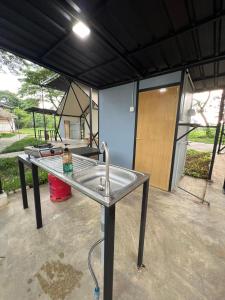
left=100, top=141, right=110, bottom=197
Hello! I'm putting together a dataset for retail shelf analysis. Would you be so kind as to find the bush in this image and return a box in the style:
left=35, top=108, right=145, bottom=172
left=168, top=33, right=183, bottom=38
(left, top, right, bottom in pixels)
left=0, top=157, right=48, bottom=192
left=184, top=149, right=211, bottom=179
left=0, top=133, right=16, bottom=138
left=1, top=136, right=45, bottom=153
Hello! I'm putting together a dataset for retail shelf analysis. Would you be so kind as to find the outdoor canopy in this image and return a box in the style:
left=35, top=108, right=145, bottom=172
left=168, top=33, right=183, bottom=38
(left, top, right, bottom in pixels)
left=43, top=76, right=98, bottom=118
left=0, top=0, right=225, bottom=91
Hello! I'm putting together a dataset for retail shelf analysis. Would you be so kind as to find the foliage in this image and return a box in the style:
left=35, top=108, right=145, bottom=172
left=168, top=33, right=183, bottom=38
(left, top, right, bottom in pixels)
left=19, top=67, right=63, bottom=109
left=1, top=137, right=45, bottom=153
left=0, top=90, right=22, bottom=108
left=13, top=107, right=32, bottom=128
left=0, top=50, right=29, bottom=75
left=0, top=133, right=16, bottom=138
left=0, top=157, right=48, bottom=192
left=188, top=128, right=216, bottom=144
left=184, top=149, right=211, bottom=179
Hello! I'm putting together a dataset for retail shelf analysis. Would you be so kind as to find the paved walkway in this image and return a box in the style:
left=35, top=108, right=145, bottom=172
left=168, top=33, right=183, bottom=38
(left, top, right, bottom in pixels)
left=188, top=141, right=213, bottom=152
left=0, top=134, right=27, bottom=153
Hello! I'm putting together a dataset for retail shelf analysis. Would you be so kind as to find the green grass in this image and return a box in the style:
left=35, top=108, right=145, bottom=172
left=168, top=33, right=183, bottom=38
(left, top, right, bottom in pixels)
left=1, top=136, right=46, bottom=154
left=0, top=132, right=16, bottom=138
left=0, top=157, right=48, bottom=192
left=188, top=128, right=216, bottom=144
left=184, top=149, right=211, bottom=179
left=18, top=127, right=55, bottom=136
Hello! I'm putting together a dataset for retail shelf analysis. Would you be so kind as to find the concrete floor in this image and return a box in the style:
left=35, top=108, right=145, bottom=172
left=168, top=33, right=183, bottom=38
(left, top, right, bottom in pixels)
left=0, top=156, right=225, bottom=300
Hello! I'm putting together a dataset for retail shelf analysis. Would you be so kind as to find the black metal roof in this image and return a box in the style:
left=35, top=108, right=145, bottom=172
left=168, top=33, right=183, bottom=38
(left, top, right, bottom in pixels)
left=25, top=107, right=58, bottom=115
left=0, top=0, right=225, bottom=90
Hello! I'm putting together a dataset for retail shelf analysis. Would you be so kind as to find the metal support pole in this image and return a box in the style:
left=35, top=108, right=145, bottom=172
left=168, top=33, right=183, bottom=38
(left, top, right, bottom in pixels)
left=41, top=88, right=47, bottom=141
left=217, top=122, right=224, bottom=154
left=18, top=159, right=28, bottom=209
left=89, top=88, right=93, bottom=147
left=53, top=114, right=57, bottom=141
left=176, top=126, right=197, bottom=142
left=0, top=177, right=3, bottom=194
left=208, top=91, right=225, bottom=180
left=31, top=163, right=43, bottom=229
left=137, top=179, right=149, bottom=269
left=32, top=111, right=37, bottom=140
left=103, top=205, right=115, bottom=300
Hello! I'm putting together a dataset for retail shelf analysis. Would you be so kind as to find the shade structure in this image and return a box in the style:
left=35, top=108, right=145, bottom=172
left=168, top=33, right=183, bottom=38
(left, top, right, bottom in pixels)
left=0, top=1, right=225, bottom=91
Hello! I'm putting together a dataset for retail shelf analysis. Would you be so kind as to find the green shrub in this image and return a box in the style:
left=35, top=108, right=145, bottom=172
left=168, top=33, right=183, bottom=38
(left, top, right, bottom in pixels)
left=0, top=157, right=48, bottom=192
left=0, top=133, right=16, bottom=138
left=1, top=137, right=45, bottom=153
left=184, top=149, right=211, bottom=179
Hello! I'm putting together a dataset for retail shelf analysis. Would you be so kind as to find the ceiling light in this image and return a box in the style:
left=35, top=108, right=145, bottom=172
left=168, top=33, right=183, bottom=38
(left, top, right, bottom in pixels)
left=72, top=21, right=90, bottom=39
left=159, top=88, right=167, bottom=93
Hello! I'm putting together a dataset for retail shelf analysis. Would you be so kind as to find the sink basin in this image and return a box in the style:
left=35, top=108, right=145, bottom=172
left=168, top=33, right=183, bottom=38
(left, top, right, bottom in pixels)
left=74, top=164, right=137, bottom=195
left=32, top=154, right=149, bottom=206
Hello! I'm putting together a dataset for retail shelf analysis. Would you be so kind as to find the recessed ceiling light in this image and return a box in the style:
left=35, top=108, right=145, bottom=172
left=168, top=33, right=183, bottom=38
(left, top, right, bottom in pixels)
left=159, top=88, right=167, bottom=93
left=72, top=21, right=90, bottom=39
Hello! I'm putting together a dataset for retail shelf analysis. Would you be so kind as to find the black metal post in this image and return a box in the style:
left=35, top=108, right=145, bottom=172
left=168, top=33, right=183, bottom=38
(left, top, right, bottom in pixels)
left=89, top=88, right=93, bottom=147
left=54, top=114, right=57, bottom=141
left=18, top=159, right=28, bottom=209
left=208, top=91, right=225, bottom=180
left=0, top=177, right=3, bottom=194
left=217, top=122, right=224, bottom=154
left=31, top=163, right=43, bottom=229
left=137, top=179, right=149, bottom=269
left=103, top=205, right=116, bottom=300
left=32, top=111, right=37, bottom=140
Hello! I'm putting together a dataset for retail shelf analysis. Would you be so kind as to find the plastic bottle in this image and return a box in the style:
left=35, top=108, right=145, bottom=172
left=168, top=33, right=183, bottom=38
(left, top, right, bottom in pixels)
left=62, top=144, right=73, bottom=173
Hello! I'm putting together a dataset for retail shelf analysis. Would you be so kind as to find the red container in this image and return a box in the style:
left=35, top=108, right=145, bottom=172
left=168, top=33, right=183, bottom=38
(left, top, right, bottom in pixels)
left=48, top=173, right=72, bottom=202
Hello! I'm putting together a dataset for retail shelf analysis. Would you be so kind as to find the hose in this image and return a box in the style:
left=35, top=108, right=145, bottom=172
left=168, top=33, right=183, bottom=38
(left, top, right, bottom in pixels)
left=88, top=238, right=104, bottom=300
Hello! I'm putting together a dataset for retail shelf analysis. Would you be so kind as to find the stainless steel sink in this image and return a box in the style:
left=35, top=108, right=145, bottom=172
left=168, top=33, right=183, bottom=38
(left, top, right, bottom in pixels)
left=31, top=154, right=149, bottom=207
left=74, top=164, right=137, bottom=195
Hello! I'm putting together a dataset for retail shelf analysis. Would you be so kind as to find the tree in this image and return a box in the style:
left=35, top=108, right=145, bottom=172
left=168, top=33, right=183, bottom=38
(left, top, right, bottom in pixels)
left=0, top=90, right=22, bottom=108
left=0, top=49, right=29, bottom=75
left=19, top=67, right=63, bottom=109
left=13, top=107, right=32, bottom=129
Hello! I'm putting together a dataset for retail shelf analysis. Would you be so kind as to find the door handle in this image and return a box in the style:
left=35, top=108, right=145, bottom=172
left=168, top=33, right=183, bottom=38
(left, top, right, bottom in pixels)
left=136, top=137, right=143, bottom=140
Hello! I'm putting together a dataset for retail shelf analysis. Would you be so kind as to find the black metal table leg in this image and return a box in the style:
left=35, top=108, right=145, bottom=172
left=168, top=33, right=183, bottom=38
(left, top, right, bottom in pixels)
left=31, top=163, right=43, bottom=229
left=18, top=159, right=28, bottom=209
left=137, top=179, right=149, bottom=269
left=103, top=205, right=115, bottom=300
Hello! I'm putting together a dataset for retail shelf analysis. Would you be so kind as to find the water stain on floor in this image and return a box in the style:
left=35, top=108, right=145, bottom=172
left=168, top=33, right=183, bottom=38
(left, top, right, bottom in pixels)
left=35, top=260, right=83, bottom=300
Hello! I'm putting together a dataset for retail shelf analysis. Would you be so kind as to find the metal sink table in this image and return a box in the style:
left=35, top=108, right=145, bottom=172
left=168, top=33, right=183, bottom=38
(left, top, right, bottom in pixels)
left=18, top=153, right=150, bottom=300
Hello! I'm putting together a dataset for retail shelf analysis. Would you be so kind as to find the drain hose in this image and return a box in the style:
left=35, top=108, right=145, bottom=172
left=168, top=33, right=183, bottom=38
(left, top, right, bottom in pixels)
left=88, top=238, right=104, bottom=300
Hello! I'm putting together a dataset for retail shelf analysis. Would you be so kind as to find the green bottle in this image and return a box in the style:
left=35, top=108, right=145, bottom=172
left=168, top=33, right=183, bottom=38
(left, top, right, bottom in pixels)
left=62, top=145, right=73, bottom=173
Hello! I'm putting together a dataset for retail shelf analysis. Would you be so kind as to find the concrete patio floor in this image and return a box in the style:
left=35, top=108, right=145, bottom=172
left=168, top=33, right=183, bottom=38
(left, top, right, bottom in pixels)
left=0, top=155, right=225, bottom=300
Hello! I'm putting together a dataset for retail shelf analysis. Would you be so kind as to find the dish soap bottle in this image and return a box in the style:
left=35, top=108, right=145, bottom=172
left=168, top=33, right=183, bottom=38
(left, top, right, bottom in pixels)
left=62, top=144, right=73, bottom=173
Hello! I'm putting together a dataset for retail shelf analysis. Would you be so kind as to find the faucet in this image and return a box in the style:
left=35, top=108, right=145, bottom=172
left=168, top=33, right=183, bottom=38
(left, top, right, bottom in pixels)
left=100, top=141, right=110, bottom=197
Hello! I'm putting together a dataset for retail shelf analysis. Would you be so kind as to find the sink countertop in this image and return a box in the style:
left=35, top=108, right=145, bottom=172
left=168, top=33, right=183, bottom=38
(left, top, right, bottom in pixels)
left=30, top=154, right=149, bottom=207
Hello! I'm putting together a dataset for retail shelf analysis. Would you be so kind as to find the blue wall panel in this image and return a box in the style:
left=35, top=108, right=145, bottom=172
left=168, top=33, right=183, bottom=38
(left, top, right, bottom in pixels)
left=99, top=82, right=137, bottom=168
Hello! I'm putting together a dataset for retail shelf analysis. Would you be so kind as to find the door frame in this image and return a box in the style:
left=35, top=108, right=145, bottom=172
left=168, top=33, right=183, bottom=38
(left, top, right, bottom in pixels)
left=132, top=70, right=185, bottom=191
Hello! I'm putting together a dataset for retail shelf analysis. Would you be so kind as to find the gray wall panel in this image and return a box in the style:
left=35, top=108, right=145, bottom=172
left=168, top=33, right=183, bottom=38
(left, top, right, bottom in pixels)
left=139, top=71, right=182, bottom=90
left=99, top=82, right=137, bottom=168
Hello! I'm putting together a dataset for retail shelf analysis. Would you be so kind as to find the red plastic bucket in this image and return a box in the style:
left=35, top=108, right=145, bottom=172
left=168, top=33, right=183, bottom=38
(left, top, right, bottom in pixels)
left=48, top=174, right=72, bottom=202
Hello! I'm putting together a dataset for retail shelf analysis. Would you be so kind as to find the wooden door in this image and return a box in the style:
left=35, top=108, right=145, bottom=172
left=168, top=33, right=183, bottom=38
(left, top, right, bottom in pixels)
left=64, top=120, right=70, bottom=139
left=135, top=86, right=179, bottom=191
